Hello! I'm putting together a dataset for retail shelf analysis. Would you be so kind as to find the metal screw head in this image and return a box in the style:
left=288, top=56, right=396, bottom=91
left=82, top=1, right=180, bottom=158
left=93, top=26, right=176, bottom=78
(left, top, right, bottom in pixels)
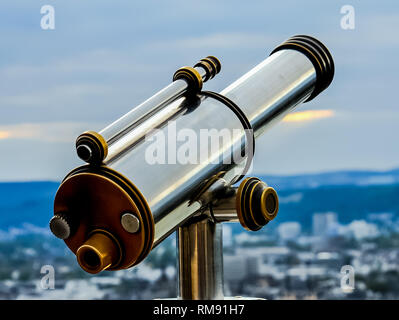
left=121, top=213, right=140, bottom=233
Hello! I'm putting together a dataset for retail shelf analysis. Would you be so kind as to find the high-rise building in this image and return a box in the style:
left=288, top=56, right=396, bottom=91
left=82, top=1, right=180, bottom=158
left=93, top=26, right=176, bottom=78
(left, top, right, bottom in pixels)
left=312, top=212, right=338, bottom=237
left=277, top=222, right=301, bottom=240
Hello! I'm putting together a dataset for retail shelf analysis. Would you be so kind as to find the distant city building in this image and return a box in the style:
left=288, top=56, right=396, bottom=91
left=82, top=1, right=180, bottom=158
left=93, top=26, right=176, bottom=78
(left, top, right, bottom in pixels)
left=235, top=232, right=266, bottom=245
left=224, top=255, right=248, bottom=282
left=223, top=225, right=233, bottom=247
left=345, top=220, right=379, bottom=240
left=312, top=212, right=338, bottom=237
left=277, top=222, right=301, bottom=240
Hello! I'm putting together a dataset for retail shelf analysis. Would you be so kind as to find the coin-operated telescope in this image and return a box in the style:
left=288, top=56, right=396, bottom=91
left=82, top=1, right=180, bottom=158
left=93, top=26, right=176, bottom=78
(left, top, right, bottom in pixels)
left=50, top=35, right=334, bottom=299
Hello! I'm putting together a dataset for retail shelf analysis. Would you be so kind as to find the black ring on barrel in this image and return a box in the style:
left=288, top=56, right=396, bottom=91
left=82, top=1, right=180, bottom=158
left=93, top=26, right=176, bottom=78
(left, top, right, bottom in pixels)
left=201, top=91, right=255, bottom=184
left=206, top=56, right=222, bottom=74
left=194, top=60, right=213, bottom=82
left=270, top=35, right=334, bottom=102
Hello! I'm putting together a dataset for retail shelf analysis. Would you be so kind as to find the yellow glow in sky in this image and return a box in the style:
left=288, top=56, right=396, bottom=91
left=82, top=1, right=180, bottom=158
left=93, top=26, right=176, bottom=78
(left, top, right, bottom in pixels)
left=283, top=110, right=334, bottom=123
left=0, top=131, right=10, bottom=139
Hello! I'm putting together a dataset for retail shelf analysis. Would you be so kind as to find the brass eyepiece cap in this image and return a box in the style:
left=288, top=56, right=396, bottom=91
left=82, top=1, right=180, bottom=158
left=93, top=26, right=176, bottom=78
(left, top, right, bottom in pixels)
left=260, top=187, right=279, bottom=221
left=236, top=177, right=279, bottom=231
left=75, top=131, right=108, bottom=165
left=76, top=230, right=121, bottom=274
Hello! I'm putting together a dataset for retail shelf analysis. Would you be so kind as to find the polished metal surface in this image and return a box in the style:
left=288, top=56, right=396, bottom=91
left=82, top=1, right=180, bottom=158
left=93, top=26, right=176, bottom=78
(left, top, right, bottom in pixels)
left=100, top=66, right=208, bottom=145
left=100, top=79, right=187, bottom=144
left=222, top=50, right=316, bottom=138
left=177, top=216, right=224, bottom=300
left=110, top=95, right=245, bottom=246
left=104, top=96, right=188, bottom=164
left=107, top=49, right=317, bottom=245
left=210, top=192, right=239, bottom=223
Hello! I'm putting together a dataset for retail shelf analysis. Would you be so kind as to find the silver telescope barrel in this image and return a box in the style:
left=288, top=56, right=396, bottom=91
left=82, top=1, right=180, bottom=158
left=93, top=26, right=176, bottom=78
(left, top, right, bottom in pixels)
left=52, top=35, right=334, bottom=274
left=75, top=56, right=221, bottom=164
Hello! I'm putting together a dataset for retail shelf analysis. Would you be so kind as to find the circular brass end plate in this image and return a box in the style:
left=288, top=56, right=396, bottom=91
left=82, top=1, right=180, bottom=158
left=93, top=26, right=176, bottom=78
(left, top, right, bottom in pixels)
left=54, top=169, right=154, bottom=271
left=260, top=187, right=279, bottom=221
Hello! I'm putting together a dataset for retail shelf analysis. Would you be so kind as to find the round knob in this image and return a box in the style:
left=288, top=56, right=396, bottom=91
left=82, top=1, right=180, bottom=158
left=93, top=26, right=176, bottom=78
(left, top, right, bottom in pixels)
left=121, top=213, right=140, bottom=233
left=236, top=177, right=279, bottom=231
left=49, top=213, right=73, bottom=239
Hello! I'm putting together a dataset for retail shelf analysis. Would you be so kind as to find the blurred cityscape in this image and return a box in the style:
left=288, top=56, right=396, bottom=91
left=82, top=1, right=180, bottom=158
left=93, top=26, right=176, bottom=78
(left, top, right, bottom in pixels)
left=1, top=169, right=399, bottom=300
left=0, top=210, right=399, bottom=300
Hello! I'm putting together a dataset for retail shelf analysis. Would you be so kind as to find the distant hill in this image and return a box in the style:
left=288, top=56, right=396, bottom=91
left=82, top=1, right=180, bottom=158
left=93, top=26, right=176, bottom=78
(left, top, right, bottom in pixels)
left=0, top=169, right=398, bottom=231
left=0, top=182, right=58, bottom=230
left=274, top=184, right=399, bottom=228
left=258, top=168, right=399, bottom=191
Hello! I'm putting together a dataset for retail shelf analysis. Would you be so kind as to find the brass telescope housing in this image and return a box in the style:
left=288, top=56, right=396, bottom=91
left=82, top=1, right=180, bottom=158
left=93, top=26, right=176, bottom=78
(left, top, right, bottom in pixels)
left=51, top=35, right=334, bottom=277
left=54, top=165, right=154, bottom=272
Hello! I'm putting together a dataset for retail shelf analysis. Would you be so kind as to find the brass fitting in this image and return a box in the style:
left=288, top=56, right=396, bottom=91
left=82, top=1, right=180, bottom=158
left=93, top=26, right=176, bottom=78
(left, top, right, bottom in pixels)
left=75, top=131, right=108, bottom=165
left=236, top=177, right=279, bottom=231
left=76, top=230, right=121, bottom=274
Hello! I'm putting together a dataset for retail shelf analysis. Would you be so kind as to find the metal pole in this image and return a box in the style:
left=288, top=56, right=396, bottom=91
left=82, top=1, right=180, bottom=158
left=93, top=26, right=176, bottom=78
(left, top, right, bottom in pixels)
left=177, top=215, right=224, bottom=300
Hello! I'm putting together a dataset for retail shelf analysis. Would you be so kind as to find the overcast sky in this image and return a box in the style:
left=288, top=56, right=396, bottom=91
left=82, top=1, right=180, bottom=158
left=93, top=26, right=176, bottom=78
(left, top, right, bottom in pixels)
left=0, top=0, right=398, bottom=181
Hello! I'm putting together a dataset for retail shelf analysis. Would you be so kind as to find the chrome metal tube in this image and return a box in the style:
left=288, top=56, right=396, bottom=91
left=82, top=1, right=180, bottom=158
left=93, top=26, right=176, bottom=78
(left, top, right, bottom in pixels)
left=210, top=194, right=239, bottom=223
left=109, top=49, right=318, bottom=246
left=177, top=216, right=224, bottom=300
left=222, top=50, right=316, bottom=138
left=100, top=66, right=208, bottom=145
left=76, top=57, right=222, bottom=164
left=100, top=79, right=189, bottom=144
left=105, top=95, right=187, bottom=164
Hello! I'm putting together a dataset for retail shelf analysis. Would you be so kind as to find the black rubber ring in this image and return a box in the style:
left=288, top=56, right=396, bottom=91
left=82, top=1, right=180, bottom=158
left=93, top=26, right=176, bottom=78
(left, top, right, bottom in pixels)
left=270, top=35, right=334, bottom=102
left=201, top=91, right=255, bottom=183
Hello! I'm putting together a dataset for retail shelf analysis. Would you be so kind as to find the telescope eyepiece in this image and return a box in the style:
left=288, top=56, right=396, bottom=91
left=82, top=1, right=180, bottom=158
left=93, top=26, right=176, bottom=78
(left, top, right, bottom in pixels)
left=76, top=230, right=121, bottom=274
left=75, top=131, right=108, bottom=165
left=236, top=177, right=279, bottom=231
left=76, top=144, right=92, bottom=162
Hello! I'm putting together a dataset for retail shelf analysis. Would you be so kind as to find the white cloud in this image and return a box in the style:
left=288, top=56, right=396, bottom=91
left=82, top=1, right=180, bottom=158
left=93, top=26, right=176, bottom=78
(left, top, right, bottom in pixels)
left=0, top=121, right=104, bottom=142
left=146, top=33, right=280, bottom=50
